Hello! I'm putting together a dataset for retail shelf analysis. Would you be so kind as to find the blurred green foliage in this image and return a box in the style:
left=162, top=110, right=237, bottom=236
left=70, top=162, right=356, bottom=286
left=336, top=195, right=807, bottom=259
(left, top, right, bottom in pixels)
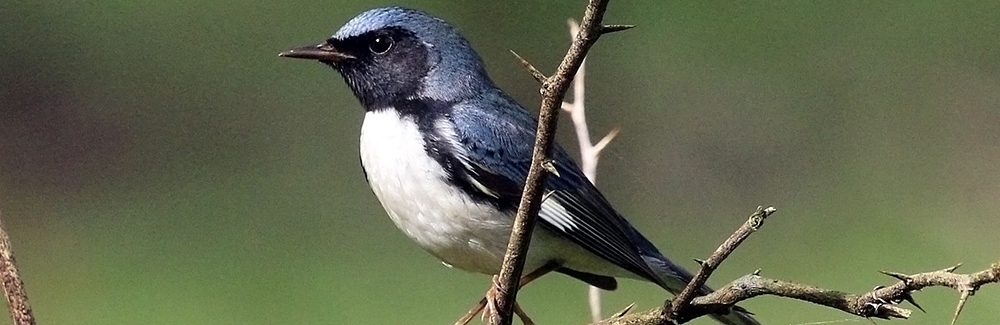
left=2, top=1, right=998, bottom=324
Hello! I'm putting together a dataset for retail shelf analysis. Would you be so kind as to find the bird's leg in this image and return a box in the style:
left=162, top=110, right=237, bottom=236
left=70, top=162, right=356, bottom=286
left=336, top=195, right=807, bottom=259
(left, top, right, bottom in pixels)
left=454, top=296, right=488, bottom=325
left=453, top=262, right=559, bottom=325
left=513, top=302, right=534, bottom=325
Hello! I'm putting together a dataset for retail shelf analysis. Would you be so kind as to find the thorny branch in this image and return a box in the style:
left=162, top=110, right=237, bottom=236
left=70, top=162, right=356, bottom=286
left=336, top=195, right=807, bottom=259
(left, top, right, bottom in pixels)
left=495, top=1, right=998, bottom=324
left=664, top=206, right=776, bottom=321
left=584, top=206, right=999, bottom=325
left=589, top=263, right=1000, bottom=325
left=491, top=0, right=632, bottom=324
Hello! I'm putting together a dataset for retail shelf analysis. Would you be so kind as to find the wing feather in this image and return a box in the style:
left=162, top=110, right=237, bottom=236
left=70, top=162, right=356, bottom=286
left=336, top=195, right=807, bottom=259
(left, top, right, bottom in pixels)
left=446, top=96, right=665, bottom=285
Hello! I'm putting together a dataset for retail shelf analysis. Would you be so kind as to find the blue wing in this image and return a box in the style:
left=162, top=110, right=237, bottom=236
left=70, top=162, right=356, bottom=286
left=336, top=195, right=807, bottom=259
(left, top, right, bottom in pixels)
left=445, top=92, right=675, bottom=288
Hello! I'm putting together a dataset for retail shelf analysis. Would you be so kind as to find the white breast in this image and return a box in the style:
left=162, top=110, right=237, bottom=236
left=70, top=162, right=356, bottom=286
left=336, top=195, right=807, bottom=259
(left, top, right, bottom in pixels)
left=358, top=109, right=629, bottom=279
left=359, top=109, right=514, bottom=274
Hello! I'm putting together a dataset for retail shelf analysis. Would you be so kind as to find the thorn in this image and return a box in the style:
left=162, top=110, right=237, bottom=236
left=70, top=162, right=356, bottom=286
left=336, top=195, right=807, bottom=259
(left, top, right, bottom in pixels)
left=943, top=263, right=963, bottom=273
left=762, top=206, right=777, bottom=215
left=693, top=258, right=706, bottom=266
left=592, top=127, right=621, bottom=153
left=542, top=160, right=560, bottom=177
left=951, top=290, right=971, bottom=325
left=752, top=269, right=762, bottom=276
left=901, top=293, right=925, bottom=313
left=732, top=305, right=754, bottom=315
left=613, top=303, right=635, bottom=317
left=879, top=270, right=913, bottom=282
left=600, top=24, right=636, bottom=34
left=509, top=50, right=547, bottom=83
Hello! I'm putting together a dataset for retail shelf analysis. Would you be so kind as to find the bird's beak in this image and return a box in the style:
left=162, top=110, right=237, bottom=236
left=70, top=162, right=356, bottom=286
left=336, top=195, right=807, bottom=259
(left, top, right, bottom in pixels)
left=278, top=43, right=354, bottom=62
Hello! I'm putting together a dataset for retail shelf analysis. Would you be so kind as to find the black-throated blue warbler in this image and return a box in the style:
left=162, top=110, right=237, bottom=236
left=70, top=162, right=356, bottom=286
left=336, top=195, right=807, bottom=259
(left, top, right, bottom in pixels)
left=279, top=7, right=760, bottom=325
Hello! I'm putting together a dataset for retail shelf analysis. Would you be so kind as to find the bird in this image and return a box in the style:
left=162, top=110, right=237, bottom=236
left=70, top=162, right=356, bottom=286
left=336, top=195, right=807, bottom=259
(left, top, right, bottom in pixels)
left=279, top=7, right=760, bottom=325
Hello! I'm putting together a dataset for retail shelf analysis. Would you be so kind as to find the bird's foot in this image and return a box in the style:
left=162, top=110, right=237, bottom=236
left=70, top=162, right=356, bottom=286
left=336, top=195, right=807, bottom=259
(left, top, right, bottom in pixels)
left=453, top=275, right=534, bottom=325
left=483, top=276, right=501, bottom=323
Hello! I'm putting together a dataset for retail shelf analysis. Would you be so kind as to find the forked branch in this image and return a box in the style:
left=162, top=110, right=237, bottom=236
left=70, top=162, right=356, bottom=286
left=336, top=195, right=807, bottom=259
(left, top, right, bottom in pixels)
left=586, top=206, right=998, bottom=325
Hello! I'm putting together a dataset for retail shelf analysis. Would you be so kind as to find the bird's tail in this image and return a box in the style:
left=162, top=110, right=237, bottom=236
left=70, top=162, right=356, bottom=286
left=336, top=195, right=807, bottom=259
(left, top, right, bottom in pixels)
left=642, top=255, right=762, bottom=325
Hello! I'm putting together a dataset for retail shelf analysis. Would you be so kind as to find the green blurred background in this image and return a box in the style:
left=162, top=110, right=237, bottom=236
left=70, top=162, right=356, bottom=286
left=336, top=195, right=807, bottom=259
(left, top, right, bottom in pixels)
left=2, top=1, right=998, bottom=324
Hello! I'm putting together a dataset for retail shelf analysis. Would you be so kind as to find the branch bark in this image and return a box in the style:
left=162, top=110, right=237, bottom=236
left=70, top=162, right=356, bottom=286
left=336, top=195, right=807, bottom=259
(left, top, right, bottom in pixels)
left=492, top=2, right=999, bottom=325
left=581, top=206, right=1000, bottom=325
left=589, top=263, right=1000, bottom=325
left=664, top=206, right=775, bottom=321
left=490, top=1, right=631, bottom=324
left=0, top=208, right=35, bottom=325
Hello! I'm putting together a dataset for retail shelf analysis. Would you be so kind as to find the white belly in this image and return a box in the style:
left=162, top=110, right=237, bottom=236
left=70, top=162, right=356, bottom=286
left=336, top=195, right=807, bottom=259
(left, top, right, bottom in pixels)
left=358, top=109, right=631, bottom=279
left=359, top=110, right=516, bottom=274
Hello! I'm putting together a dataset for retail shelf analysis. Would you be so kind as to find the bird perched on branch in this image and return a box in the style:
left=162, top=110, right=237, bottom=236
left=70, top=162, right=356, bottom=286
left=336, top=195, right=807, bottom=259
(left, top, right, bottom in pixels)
left=280, top=7, right=760, bottom=325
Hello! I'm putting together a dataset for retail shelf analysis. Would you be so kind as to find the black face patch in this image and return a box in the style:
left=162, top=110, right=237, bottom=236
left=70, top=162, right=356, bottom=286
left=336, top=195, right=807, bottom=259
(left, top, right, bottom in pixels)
left=328, top=27, right=430, bottom=109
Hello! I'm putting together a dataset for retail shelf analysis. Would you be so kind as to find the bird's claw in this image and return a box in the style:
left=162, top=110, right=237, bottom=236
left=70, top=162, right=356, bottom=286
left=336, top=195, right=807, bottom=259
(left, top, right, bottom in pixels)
left=863, top=287, right=893, bottom=315
left=482, top=276, right=502, bottom=324
left=459, top=275, right=535, bottom=325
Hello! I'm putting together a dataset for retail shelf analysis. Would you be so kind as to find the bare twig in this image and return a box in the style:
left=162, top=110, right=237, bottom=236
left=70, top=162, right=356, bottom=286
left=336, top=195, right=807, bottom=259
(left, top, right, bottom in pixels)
left=577, top=205, right=999, bottom=325
left=588, top=262, right=1000, bottom=325
left=0, top=209, right=35, bottom=325
left=489, top=2, right=1000, bottom=325
left=664, top=206, right=775, bottom=322
left=490, top=1, right=627, bottom=324
left=560, top=18, right=622, bottom=323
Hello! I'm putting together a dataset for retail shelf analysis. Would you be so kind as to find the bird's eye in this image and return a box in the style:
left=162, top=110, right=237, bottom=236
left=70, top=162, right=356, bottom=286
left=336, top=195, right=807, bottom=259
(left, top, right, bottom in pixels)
left=369, top=35, right=393, bottom=54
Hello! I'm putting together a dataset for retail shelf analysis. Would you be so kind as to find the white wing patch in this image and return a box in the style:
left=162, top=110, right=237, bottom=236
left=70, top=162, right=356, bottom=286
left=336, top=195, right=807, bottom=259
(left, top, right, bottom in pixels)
left=540, top=198, right=577, bottom=232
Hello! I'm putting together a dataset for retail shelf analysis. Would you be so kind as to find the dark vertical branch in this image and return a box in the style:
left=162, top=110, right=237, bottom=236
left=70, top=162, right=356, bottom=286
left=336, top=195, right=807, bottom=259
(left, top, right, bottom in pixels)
left=0, top=209, right=35, bottom=325
left=490, top=1, right=631, bottom=324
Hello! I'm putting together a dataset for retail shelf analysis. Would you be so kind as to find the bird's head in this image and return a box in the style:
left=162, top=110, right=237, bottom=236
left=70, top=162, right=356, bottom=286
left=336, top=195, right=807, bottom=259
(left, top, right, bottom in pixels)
left=280, top=7, right=494, bottom=109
